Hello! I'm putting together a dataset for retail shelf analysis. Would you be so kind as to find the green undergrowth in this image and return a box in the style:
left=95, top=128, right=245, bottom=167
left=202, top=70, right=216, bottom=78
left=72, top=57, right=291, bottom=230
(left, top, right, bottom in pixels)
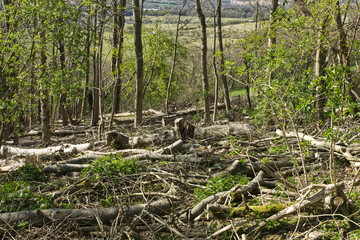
left=0, top=164, right=52, bottom=213
left=81, top=154, right=141, bottom=181
left=194, top=174, right=249, bottom=204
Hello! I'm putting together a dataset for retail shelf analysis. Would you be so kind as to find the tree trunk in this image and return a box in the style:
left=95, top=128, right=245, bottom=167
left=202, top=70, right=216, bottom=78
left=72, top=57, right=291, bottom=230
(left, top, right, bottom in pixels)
left=111, top=0, right=120, bottom=114
left=212, top=6, right=219, bottom=121
left=195, top=0, right=210, bottom=123
left=59, top=32, right=68, bottom=126
left=110, top=0, right=126, bottom=128
left=91, top=6, right=99, bottom=126
left=165, top=1, right=186, bottom=114
left=268, top=0, right=278, bottom=47
left=40, top=30, right=51, bottom=144
left=133, top=0, right=144, bottom=127
left=80, top=6, right=91, bottom=119
left=216, top=0, right=231, bottom=113
left=97, top=2, right=106, bottom=140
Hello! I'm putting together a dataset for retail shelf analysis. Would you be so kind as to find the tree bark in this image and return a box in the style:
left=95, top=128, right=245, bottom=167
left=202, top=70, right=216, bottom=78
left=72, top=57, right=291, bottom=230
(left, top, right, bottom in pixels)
left=40, top=30, right=51, bottom=144
left=80, top=6, right=92, bottom=119
left=195, top=0, right=210, bottom=123
left=216, top=0, right=231, bottom=112
left=59, top=29, right=69, bottom=126
left=91, top=6, right=99, bottom=126
left=133, top=0, right=144, bottom=127
left=212, top=5, right=219, bottom=121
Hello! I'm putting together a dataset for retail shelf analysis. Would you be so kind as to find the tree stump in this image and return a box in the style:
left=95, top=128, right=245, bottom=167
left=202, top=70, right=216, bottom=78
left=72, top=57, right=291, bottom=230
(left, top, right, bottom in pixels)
left=106, top=131, right=129, bottom=149
left=174, top=118, right=195, bottom=140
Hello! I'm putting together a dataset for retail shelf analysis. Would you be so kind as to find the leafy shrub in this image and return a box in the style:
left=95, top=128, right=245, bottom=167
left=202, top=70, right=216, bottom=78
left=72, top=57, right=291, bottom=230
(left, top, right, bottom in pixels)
left=194, top=174, right=249, bottom=204
left=82, top=154, right=140, bottom=180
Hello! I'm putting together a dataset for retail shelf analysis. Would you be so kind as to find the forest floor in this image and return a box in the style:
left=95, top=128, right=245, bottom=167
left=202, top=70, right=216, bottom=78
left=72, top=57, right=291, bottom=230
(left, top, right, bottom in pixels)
left=1, top=107, right=360, bottom=239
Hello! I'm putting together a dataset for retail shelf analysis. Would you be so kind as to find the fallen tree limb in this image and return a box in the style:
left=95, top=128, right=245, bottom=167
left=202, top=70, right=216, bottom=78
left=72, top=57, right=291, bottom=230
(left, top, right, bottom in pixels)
left=0, top=198, right=172, bottom=226
left=207, top=203, right=288, bottom=219
left=212, top=160, right=294, bottom=177
left=218, top=170, right=266, bottom=203
left=246, top=182, right=346, bottom=234
left=128, top=153, right=220, bottom=164
left=207, top=219, right=248, bottom=239
left=182, top=171, right=267, bottom=221
left=275, top=129, right=360, bottom=162
left=44, top=164, right=90, bottom=173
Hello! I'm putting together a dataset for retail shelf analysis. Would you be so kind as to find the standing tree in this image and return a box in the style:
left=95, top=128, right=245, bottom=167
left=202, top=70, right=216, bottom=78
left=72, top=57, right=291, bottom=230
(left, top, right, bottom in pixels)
left=165, top=0, right=186, bottom=114
left=195, top=0, right=210, bottom=122
left=110, top=0, right=126, bottom=127
left=216, top=0, right=231, bottom=112
left=133, top=0, right=144, bottom=127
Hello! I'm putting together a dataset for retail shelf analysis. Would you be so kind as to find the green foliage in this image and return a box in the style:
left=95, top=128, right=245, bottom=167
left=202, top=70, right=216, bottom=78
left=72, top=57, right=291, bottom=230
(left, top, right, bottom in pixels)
left=0, top=181, right=53, bottom=213
left=320, top=220, right=350, bottom=239
left=11, top=164, right=47, bottom=182
left=82, top=154, right=140, bottom=181
left=194, top=174, right=249, bottom=204
left=349, top=230, right=360, bottom=239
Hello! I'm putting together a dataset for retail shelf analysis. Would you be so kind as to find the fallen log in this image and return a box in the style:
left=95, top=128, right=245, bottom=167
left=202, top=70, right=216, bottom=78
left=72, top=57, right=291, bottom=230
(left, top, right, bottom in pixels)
left=44, top=164, right=90, bottom=173
left=57, top=149, right=151, bottom=165
left=130, top=130, right=177, bottom=148
left=22, top=129, right=87, bottom=137
left=0, top=198, right=172, bottom=226
left=194, top=122, right=253, bottom=140
left=0, top=143, right=94, bottom=157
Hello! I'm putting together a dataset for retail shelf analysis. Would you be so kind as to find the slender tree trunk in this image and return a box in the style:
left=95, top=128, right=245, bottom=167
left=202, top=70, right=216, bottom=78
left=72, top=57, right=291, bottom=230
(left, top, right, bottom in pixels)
left=91, top=6, right=99, bottom=126
left=59, top=31, right=68, bottom=126
left=81, top=6, right=91, bottom=119
left=110, top=0, right=126, bottom=128
left=315, top=18, right=328, bottom=122
left=97, top=2, right=106, bottom=140
left=165, top=1, right=186, bottom=114
left=111, top=0, right=120, bottom=114
left=268, top=0, right=278, bottom=47
left=212, top=6, right=219, bottom=122
left=195, top=0, right=210, bottom=123
left=216, top=0, right=230, bottom=112
left=40, top=30, right=51, bottom=144
left=133, top=0, right=144, bottom=127
left=255, top=0, right=259, bottom=31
